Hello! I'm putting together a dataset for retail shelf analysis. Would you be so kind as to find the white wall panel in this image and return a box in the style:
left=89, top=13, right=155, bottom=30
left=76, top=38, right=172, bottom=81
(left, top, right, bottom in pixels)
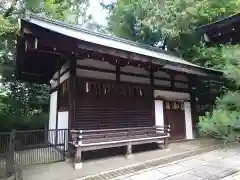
left=120, top=75, right=150, bottom=84
left=57, top=111, right=69, bottom=150
left=77, top=69, right=116, bottom=80
left=51, top=71, right=70, bottom=88
left=120, top=65, right=149, bottom=75
left=52, top=61, right=70, bottom=80
left=154, top=90, right=190, bottom=100
left=174, top=82, right=188, bottom=89
left=154, top=79, right=171, bottom=87
left=48, top=91, right=58, bottom=144
left=155, top=100, right=164, bottom=126
left=184, top=102, right=194, bottom=139
left=154, top=71, right=170, bottom=79
left=174, top=74, right=188, bottom=81
left=77, top=58, right=116, bottom=70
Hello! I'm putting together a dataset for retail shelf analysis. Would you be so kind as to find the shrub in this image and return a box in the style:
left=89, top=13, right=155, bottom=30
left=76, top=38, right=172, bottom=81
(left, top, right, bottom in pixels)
left=198, top=108, right=240, bottom=144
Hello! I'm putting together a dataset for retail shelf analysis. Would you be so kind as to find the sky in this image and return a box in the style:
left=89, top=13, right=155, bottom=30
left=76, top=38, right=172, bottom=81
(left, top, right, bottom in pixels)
left=87, top=0, right=111, bottom=25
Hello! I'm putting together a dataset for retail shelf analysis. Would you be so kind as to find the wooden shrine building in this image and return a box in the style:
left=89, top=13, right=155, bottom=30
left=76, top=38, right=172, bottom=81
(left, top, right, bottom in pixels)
left=16, top=14, right=223, bottom=168
left=196, top=13, right=240, bottom=45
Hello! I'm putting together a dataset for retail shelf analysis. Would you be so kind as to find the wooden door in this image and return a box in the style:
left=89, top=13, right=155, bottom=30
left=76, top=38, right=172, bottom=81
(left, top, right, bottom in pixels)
left=164, top=100, right=185, bottom=140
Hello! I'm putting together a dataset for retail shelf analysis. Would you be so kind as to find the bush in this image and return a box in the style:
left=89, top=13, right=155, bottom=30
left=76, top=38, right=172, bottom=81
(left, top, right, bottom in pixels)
left=0, top=112, right=49, bottom=132
left=198, top=108, right=240, bottom=144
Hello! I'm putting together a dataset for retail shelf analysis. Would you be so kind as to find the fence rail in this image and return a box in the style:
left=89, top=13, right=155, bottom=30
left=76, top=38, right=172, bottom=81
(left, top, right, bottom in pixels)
left=0, top=129, right=68, bottom=180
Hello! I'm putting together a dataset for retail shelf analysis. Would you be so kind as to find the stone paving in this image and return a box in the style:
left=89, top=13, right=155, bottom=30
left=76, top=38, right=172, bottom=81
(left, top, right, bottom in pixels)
left=117, top=145, right=240, bottom=180
left=23, top=138, right=220, bottom=180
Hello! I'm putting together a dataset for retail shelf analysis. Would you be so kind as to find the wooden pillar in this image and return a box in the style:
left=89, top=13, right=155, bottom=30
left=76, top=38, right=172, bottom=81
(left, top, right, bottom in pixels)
left=68, top=56, right=76, bottom=159
left=116, top=63, right=120, bottom=82
left=150, top=65, right=155, bottom=126
left=55, top=59, right=61, bottom=145
left=69, top=56, right=76, bottom=129
left=189, top=75, right=198, bottom=138
left=116, top=62, right=120, bottom=128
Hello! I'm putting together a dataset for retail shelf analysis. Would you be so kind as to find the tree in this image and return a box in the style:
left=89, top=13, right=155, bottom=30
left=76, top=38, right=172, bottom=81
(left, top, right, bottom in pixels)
left=108, top=0, right=240, bottom=68
left=198, top=45, right=240, bottom=144
left=0, top=0, right=89, bottom=131
left=107, top=0, right=163, bottom=47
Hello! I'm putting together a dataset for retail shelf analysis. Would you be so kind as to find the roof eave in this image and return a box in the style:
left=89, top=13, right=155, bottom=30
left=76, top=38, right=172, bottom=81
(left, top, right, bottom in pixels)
left=19, top=14, right=223, bottom=79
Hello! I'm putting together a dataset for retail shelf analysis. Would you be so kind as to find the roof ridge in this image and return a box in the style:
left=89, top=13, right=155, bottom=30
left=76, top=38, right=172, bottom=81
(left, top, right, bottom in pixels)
left=26, top=12, right=175, bottom=56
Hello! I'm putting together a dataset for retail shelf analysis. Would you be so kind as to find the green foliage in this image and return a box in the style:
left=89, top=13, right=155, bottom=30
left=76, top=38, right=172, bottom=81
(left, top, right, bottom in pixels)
left=108, top=0, right=163, bottom=46
left=0, top=0, right=89, bottom=131
left=198, top=109, right=240, bottom=144
left=108, top=0, right=239, bottom=68
left=183, top=45, right=225, bottom=68
left=222, top=45, right=240, bottom=86
left=198, top=46, right=240, bottom=144
left=136, top=0, right=239, bottom=38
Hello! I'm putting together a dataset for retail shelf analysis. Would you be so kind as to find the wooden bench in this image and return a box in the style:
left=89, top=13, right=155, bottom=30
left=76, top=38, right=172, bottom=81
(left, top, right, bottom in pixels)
left=69, top=126, right=170, bottom=169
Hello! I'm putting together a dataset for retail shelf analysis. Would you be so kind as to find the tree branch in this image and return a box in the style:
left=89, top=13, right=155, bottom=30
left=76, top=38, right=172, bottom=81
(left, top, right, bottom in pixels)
left=3, top=0, right=19, bottom=18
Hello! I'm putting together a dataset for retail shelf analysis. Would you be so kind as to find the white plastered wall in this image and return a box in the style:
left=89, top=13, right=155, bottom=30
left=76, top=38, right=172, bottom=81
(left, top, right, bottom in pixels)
left=49, top=60, right=70, bottom=145
left=154, top=100, right=164, bottom=127
left=77, top=58, right=151, bottom=84
left=184, top=102, right=194, bottom=139
left=48, top=91, right=58, bottom=144
left=155, top=100, right=165, bottom=143
left=154, top=90, right=190, bottom=101
left=154, top=90, right=194, bottom=140
left=57, top=111, right=69, bottom=150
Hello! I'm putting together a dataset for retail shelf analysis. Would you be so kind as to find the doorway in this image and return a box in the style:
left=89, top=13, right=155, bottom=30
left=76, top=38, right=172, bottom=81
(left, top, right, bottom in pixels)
left=163, top=100, right=186, bottom=140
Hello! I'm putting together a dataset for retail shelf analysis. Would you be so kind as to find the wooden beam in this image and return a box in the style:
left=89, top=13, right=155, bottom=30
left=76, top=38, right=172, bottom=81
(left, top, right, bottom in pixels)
left=69, top=57, right=76, bottom=129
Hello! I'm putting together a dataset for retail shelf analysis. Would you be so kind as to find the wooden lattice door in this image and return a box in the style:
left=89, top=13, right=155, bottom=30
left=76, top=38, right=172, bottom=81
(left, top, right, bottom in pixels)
left=164, top=100, right=186, bottom=140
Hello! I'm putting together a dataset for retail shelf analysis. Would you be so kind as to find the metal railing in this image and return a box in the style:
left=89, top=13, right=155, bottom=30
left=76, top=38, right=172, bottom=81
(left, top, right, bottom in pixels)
left=0, top=129, right=68, bottom=180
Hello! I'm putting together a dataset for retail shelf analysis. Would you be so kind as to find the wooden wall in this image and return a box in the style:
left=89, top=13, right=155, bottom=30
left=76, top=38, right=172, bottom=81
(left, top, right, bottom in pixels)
left=74, top=79, right=154, bottom=130
left=52, top=58, right=192, bottom=130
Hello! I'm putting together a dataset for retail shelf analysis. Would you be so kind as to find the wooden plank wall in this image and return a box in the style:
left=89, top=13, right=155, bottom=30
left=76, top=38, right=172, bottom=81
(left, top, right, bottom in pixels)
left=75, top=79, right=154, bottom=130
left=72, top=58, right=190, bottom=130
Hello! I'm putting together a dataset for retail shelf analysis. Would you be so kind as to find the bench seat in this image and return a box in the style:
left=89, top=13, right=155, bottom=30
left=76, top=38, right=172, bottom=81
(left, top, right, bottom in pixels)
left=69, top=126, right=170, bottom=169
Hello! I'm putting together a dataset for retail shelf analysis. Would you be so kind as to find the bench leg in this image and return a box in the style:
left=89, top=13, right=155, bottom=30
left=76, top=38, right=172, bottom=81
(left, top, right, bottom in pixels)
left=125, top=144, right=133, bottom=159
left=156, top=140, right=164, bottom=149
left=74, top=147, right=82, bottom=170
left=164, top=138, right=168, bottom=149
left=164, top=138, right=170, bottom=151
left=157, top=139, right=169, bottom=151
